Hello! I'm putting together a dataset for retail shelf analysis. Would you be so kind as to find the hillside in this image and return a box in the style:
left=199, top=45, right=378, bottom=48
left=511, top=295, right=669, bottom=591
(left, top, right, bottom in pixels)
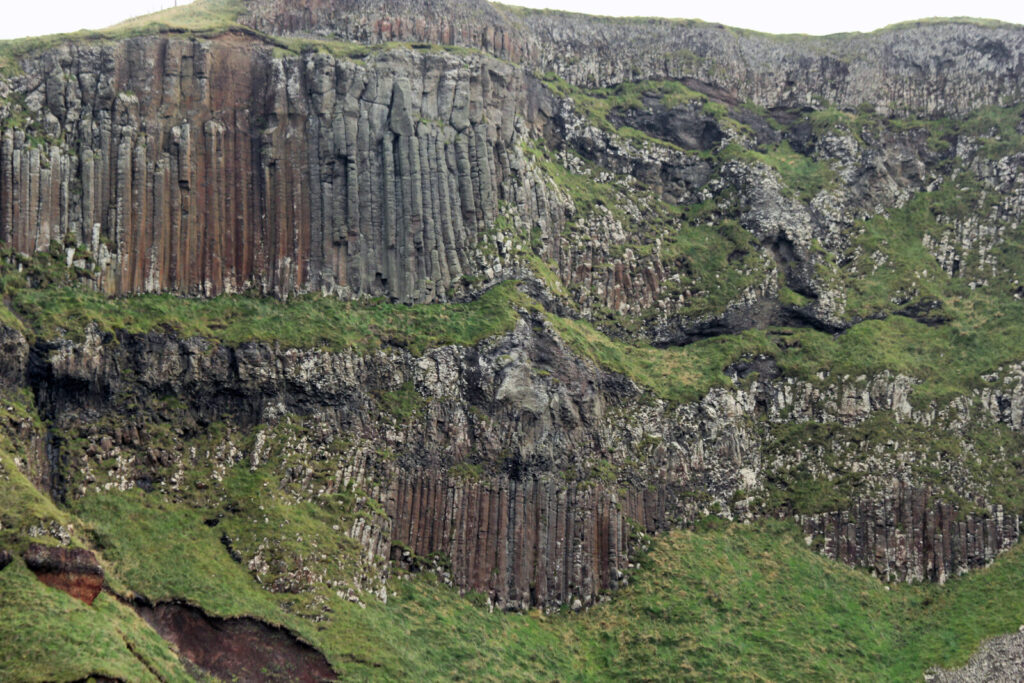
left=1, top=0, right=1024, bottom=679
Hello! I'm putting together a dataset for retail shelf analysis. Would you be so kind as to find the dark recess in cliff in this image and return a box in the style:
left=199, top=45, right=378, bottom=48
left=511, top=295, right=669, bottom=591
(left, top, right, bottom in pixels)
left=136, top=601, right=337, bottom=682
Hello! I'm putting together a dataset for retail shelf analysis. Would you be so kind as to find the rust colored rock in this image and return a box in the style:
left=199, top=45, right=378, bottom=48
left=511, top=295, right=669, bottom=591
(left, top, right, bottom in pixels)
left=387, top=470, right=663, bottom=610
left=0, top=549, right=12, bottom=571
left=22, top=544, right=104, bottom=605
left=137, top=602, right=336, bottom=683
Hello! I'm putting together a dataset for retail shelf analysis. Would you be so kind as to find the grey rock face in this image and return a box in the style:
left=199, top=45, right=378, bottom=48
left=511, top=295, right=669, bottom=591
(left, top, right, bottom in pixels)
left=0, top=325, right=27, bottom=387
left=927, top=628, right=1024, bottom=682
left=1, top=0, right=1023, bottom=614
left=242, top=0, right=1024, bottom=115
left=21, top=313, right=1021, bottom=608
left=0, top=36, right=562, bottom=302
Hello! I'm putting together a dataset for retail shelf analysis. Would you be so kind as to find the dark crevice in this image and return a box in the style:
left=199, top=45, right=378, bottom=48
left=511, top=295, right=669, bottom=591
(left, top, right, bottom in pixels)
left=133, top=600, right=337, bottom=683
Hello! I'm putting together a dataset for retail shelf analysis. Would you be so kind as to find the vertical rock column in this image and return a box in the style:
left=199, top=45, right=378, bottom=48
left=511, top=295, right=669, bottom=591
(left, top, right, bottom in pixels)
left=387, top=469, right=673, bottom=610
left=798, top=485, right=1021, bottom=583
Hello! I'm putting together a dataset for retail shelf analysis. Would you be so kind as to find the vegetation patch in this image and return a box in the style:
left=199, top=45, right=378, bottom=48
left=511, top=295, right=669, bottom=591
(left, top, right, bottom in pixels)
left=4, top=249, right=525, bottom=356
left=51, top=500, right=1024, bottom=681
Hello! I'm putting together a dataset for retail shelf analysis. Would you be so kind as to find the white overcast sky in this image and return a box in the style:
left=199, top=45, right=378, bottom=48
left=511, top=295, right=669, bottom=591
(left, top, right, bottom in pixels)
left=1, top=0, right=1022, bottom=40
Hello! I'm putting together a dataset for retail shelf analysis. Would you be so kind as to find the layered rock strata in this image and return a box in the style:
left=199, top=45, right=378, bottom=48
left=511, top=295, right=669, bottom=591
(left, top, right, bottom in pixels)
left=19, top=315, right=1022, bottom=608
left=22, top=543, right=104, bottom=604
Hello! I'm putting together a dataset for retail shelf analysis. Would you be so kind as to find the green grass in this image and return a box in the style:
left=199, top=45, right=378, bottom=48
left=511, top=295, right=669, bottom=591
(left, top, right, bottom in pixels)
left=60, top=494, right=1024, bottom=681
left=107, top=0, right=245, bottom=34
left=549, top=314, right=776, bottom=403
left=759, top=412, right=1024, bottom=514
left=740, top=140, right=838, bottom=202
left=76, top=491, right=286, bottom=618
left=0, top=0, right=246, bottom=75
left=10, top=269, right=525, bottom=356
left=0, top=561, right=191, bottom=682
left=537, top=75, right=752, bottom=151
left=0, top=407, right=190, bottom=682
left=0, top=428, right=71, bottom=554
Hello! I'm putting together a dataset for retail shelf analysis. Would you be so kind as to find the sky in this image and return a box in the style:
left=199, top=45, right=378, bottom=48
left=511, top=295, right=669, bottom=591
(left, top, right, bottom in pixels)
left=1, top=0, right=1022, bottom=41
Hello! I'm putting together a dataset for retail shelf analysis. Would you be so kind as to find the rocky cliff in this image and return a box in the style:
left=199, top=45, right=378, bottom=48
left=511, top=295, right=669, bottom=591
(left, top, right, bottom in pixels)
left=2, top=0, right=1024, bottom=649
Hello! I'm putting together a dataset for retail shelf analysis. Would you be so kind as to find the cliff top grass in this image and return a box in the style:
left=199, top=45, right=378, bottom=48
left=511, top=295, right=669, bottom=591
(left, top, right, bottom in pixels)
left=107, top=0, right=246, bottom=34
left=0, top=0, right=249, bottom=76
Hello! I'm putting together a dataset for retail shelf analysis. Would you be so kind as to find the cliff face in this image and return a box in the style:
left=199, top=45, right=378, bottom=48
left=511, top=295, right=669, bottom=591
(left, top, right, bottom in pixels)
left=1, top=33, right=560, bottom=300
left=241, top=0, right=1024, bottom=114
left=3, top=6, right=1024, bottom=303
left=241, top=0, right=528, bottom=61
left=2, top=0, right=1024, bottom=620
left=13, top=314, right=1020, bottom=608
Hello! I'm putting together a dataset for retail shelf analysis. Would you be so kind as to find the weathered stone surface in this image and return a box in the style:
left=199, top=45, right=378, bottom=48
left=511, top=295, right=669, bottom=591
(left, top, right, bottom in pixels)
left=0, top=325, right=27, bottom=387
left=927, top=627, right=1024, bottom=682
left=242, top=0, right=1024, bottom=115
left=0, top=34, right=559, bottom=302
left=22, top=543, right=104, bottom=604
left=137, top=602, right=336, bottom=683
left=797, top=485, right=1020, bottom=584
left=22, top=314, right=1023, bottom=608
left=241, top=0, right=528, bottom=61
left=2, top=1, right=1024, bottom=615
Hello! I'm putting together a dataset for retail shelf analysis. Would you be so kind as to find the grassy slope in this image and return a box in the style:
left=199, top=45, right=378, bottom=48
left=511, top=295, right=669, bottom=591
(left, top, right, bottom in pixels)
left=61, top=494, right=1024, bottom=681
left=0, top=562, right=191, bottom=683
left=1, top=7, right=1024, bottom=679
left=0, top=411, right=190, bottom=682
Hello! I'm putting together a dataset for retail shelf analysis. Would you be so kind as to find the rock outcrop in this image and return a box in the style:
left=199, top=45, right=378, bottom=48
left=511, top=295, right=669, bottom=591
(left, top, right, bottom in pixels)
left=22, top=543, right=104, bottom=604
left=19, top=314, right=1021, bottom=608
left=241, top=0, right=529, bottom=61
left=2, top=0, right=1024, bottom=616
left=0, top=549, right=11, bottom=571
left=798, top=485, right=1019, bottom=583
left=0, top=35, right=564, bottom=301
left=241, top=0, right=1024, bottom=115
left=927, top=627, right=1024, bottom=682
left=0, top=325, right=27, bottom=387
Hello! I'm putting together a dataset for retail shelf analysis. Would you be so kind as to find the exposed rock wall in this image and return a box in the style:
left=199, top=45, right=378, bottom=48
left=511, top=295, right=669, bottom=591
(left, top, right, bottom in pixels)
left=0, top=324, right=27, bottom=387
left=928, top=628, right=1024, bottom=682
left=241, top=0, right=1024, bottom=115
left=0, top=34, right=560, bottom=300
left=798, top=485, right=1020, bottom=583
left=3, top=1, right=1024, bottom=615
left=20, top=313, right=1023, bottom=608
left=22, top=543, right=104, bottom=604
left=241, top=0, right=529, bottom=61
left=520, top=15, right=1024, bottom=115
left=387, top=470, right=673, bottom=609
